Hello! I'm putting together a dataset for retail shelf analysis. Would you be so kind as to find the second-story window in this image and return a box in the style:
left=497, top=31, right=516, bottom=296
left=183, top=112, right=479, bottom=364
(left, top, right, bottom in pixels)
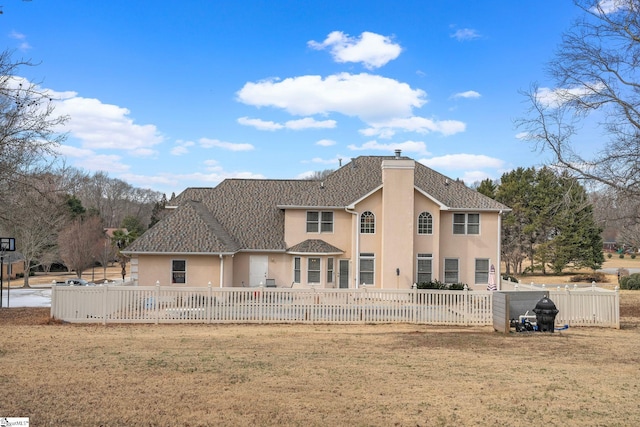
left=418, top=212, right=433, bottom=235
left=307, top=211, right=333, bottom=233
left=453, top=213, right=480, bottom=235
left=360, top=211, right=375, bottom=234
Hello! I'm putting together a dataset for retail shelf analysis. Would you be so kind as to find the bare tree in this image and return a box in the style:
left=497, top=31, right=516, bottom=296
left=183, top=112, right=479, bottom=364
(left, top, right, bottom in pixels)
left=1, top=173, right=70, bottom=287
left=58, top=216, right=105, bottom=278
left=518, top=1, right=640, bottom=203
left=0, top=50, right=68, bottom=202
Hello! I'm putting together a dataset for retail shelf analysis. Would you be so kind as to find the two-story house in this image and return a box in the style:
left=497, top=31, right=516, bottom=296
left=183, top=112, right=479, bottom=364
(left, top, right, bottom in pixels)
left=123, top=152, right=510, bottom=290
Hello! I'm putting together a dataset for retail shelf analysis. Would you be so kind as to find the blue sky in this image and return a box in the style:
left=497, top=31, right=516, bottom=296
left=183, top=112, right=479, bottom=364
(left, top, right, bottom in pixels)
left=3, top=0, right=588, bottom=196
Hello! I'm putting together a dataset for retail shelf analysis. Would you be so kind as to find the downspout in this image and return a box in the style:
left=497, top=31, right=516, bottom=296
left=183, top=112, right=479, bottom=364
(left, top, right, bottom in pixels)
left=497, top=210, right=503, bottom=291
left=345, top=207, right=359, bottom=289
left=219, top=254, right=224, bottom=288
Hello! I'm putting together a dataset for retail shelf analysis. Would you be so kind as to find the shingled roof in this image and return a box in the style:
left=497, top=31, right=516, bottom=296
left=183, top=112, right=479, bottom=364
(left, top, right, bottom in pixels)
left=125, top=156, right=509, bottom=254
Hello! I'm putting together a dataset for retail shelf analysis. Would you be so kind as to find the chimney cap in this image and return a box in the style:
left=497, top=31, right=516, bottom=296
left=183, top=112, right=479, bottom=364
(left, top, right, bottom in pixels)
left=394, top=149, right=402, bottom=159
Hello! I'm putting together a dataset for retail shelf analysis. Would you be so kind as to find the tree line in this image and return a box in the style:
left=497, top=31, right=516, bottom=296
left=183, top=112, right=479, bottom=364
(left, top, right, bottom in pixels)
left=0, top=49, right=166, bottom=286
left=477, top=167, right=604, bottom=276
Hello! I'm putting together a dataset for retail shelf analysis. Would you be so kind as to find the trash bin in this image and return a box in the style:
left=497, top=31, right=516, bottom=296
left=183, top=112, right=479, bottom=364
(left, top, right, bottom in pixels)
left=533, top=297, right=559, bottom=332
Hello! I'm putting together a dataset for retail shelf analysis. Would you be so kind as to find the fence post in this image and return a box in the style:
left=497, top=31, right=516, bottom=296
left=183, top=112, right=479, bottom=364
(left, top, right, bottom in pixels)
left=614, top=286, right=620, bottom=329
left=463, top=285, right=469, bottom=326
left=413, top=286, right=418, bottom=324
left=207, top=281, right=213, bottom=324
left=155, top=281, right=160, bottom=325
left=259, top=286, right=264, bottom=324
left=102, top=284, right=108, bottom=325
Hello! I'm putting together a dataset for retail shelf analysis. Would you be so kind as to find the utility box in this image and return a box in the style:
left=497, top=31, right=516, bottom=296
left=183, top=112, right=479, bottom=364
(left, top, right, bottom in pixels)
left=493, top=291, right=548, bottom=333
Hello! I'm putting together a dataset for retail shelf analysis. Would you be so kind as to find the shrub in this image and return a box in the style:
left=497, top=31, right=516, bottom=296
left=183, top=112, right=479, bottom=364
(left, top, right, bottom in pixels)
left=632, top=254, right=637, bottom=259
left=607, top=253, right=613, bottom=259
left=416, top=280, right=446, bottom=290
left=569, top=272, right=607, bottom=283
left=502, top=274, right=518, bottom=283
left=416, top=280, right=467, bottom=290
left=619, top=254, right=625, bottom=259
left=620, top=273, right=640, bottom=290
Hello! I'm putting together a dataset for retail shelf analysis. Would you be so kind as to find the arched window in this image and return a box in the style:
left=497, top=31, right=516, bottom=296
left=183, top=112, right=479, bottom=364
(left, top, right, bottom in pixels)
left=360, top=211, right=375, bottom=234
left=418, top=212, right=433, bottom=235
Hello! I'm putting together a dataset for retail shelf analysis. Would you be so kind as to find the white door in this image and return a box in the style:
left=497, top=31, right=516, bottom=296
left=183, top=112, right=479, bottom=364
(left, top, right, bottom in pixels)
left=249, top=255, right=269, bottom=287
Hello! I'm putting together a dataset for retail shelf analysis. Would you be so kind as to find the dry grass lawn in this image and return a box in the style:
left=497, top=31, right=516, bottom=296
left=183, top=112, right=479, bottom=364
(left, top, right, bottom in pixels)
left=1, top=256, right=639, bottom=426
left=0, top=291, right=639, bottom=427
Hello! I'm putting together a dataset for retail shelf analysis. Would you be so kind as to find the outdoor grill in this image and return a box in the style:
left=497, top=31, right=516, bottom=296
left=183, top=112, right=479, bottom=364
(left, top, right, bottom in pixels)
left=533, top=297, right=559, bottom=332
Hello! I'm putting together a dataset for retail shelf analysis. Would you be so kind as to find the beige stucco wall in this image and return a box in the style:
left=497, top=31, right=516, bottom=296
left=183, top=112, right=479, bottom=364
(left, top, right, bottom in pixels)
left=135, top=254, right=221, bottom=287
left=414, top=190, right=441, bottom=281
left=439, top=211, right=500, bottom=289
left=380, top=160, right=415, bottom=289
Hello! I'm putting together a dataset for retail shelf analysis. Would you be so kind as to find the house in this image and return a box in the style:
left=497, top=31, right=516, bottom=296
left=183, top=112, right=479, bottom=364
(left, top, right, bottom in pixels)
left=0, top=251, right=25, bottom=280
left=123, top=152, right=510, bottom=290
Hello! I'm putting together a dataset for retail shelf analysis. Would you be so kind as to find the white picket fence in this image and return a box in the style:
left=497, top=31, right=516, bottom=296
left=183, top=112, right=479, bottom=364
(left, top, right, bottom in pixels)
left=51, top=285, right=492, bottom=325
left=50, top=284, right=620, bottom=328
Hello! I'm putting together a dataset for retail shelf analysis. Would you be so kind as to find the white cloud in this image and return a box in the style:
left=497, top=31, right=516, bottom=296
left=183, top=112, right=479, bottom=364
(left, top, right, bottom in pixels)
left=237, top=73, right=426, bottom=122
left=461, top=170, right=493, bottom=184
left=515, top=132, right=529, bottom=140
left=301, top=155, right=345, bottom=165
left=9, top=31, right=31, bottom=50
left=360, top=116, right=466, bottom=138
left=593, top=0, right=626, bottom=14
left=285, top=117, right=336, bottom=130
left=171, top=140, right=195, bottom=156
left=199, top=138, right=254, bottom=151
left=535, top=84, right=605, bottom=108
left=308, top=31, right=402, bottom=69
left=237, top=116, right=284, bottom=131
left=419, top=154, right=504, bottom=170
left=451, top=28, right=481, bottom=41
left=238, top=116, right=337, bottom=131
left=347, top=140, right=429, bottom=155
left=55, top=145, right=130, bottom=173
left=121, top=164, right=265, bottom=192
left=52, top=95, right=163, bottom=156
left=316, top=139, right=337, bottom=146
left=452, top=90, right=481, bottom=99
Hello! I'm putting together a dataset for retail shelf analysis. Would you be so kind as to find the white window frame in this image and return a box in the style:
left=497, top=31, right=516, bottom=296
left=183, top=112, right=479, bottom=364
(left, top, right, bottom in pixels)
left=171, top=259, right=186, bottom=284
left=293, top=257, right=301, bottom=283
left=327, top=257, right=334, bottom=283
left=453, top=213, right=480, bottom=235
left=307, top=257, right=321, bottom=284
left=360, top=211, right=375, bottom=234
left=306, top=211, right=334, bottom=233
left=444, top=258, right=459, bottom=284
left=416, top=253, right=433, bottom=283
left=475, top=258, right=490, bottom=284
left=418, top=212, right=433, bottom=235
left=359, top=253, right=375, bottom=286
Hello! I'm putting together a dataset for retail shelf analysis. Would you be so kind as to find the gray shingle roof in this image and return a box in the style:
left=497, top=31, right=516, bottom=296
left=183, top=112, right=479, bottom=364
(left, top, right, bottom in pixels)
left=126, top=156, right=509, bottom=254
left=287, top=239, right=344, bottom=254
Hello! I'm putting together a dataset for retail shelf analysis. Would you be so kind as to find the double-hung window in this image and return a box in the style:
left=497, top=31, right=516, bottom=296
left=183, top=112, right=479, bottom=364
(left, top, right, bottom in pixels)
left=308, top=258, right=321, bottom=283
left=475, top=258, right=490, bottom=284
left=453, top=213, right=480, bottom=235
left=172, top=260, right=186, bottom=284
left=416, top=253, right=433, bottom=283
left=359, top=253, right=375, bottom=285
left=444, top=258, right=459, bottom=284
left=307, top=211, right=334, bottom=233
